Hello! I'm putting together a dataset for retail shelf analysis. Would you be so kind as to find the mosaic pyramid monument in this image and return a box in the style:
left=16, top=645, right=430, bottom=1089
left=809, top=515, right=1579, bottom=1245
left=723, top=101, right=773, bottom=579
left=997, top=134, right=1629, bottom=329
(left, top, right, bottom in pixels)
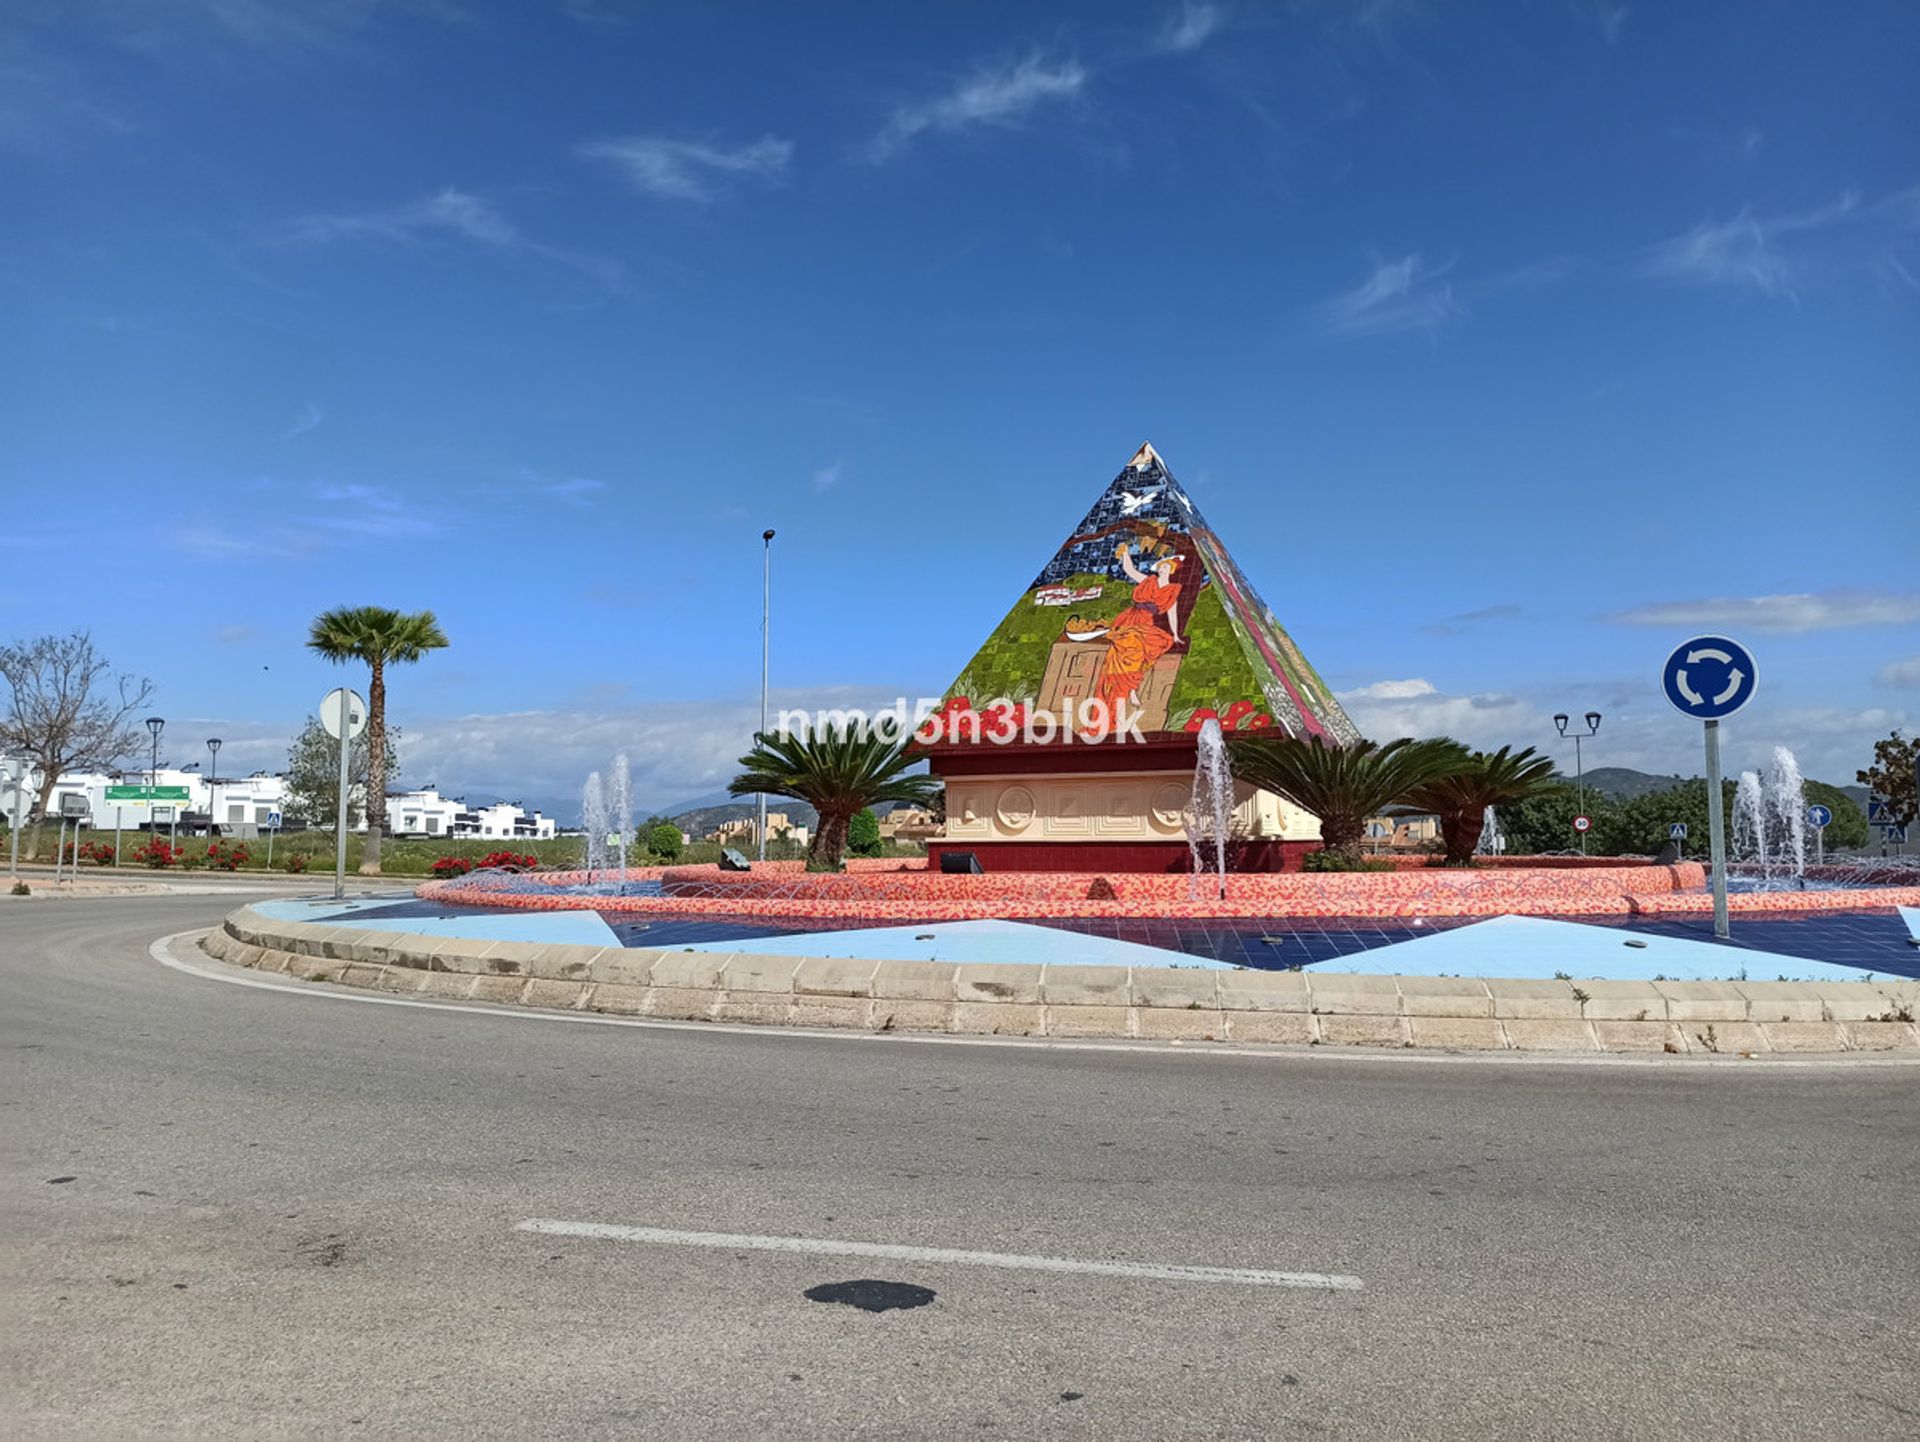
left=928, top=443, right=1361, bottom=744
left=922, top=444, right=1354, bottom=872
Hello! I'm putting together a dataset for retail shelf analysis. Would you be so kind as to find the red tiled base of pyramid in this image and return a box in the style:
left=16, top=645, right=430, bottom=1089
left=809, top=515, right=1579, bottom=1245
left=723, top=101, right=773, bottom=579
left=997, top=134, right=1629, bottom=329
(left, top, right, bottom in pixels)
left=412, top=859, right=1916, bottom=921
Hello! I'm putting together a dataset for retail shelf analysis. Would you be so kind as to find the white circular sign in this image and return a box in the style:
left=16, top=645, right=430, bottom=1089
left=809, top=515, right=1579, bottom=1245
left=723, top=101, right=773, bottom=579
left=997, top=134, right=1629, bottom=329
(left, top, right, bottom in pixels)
left=1572, top=814, right=1592, bottom=833
left=320, top=687, right=368, bottom=741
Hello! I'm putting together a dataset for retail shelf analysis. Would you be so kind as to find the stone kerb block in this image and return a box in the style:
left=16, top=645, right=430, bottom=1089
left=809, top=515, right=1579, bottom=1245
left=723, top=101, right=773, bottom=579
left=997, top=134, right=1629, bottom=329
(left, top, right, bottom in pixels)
left=1129, top=968, right=1221, bottom=1010
left=1307, top=973, right=1399, bottom=1016
left=954, top=964, right=1042, bottom=1006
left=792, top=957, right=880, bottom=998
left=1040, top=965, right=1131, bottom=1007
left=1215, top=971, right=1310, bottom=1013
left=1573, top=979, right=1667, bottom=1021
left=1652, top=980, right=1750, bottom=1022
left=1395, top=975, right=1493, bottom=1018
left=1486, top=979, right=1584, bottom=1020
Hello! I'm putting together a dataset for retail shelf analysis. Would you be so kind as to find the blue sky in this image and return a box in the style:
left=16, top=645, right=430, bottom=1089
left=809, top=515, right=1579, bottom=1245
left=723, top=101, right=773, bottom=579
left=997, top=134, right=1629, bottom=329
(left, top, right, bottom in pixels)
left=3, top=0, right=1916, bottom=815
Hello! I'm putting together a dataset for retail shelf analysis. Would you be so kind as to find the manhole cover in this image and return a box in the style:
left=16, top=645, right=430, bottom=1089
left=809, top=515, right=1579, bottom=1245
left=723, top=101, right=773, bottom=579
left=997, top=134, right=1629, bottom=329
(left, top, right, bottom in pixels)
left=803, top=1279, right=936, bottom=1313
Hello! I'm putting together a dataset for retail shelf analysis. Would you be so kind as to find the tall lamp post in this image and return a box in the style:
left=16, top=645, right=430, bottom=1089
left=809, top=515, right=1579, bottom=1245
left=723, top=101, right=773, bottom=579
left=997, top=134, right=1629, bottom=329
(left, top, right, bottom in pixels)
left=1553, top=710, right=1602, bottom=854
left=759, top=528, right=775, bottom=863
left=145, top=717, right=165, bottom=836
left=206, top=738, right=222, bottom=837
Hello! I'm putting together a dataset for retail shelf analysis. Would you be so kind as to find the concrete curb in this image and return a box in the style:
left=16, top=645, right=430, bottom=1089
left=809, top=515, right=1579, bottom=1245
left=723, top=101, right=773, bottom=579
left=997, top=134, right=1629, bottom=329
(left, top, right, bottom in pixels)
left=206, top=903, right=1920, bottom=1056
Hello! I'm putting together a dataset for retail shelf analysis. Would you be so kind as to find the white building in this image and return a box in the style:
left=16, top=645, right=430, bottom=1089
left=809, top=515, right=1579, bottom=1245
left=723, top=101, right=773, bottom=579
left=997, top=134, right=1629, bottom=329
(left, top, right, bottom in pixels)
left=451, top=799, right=557, bottom=841
left=383, top=789, right=555, bottom=841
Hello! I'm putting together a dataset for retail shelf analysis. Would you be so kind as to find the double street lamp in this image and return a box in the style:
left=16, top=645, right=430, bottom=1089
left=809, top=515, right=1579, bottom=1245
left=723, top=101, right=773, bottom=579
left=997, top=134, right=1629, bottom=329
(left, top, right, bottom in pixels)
left=1553, top=710, right=1602, bottom=854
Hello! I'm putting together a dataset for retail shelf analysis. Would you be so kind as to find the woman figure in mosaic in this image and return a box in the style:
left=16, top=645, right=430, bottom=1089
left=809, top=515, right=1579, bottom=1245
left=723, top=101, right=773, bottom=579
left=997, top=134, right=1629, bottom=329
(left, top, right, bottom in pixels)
left=1089, top=541, right=1183, bottom=714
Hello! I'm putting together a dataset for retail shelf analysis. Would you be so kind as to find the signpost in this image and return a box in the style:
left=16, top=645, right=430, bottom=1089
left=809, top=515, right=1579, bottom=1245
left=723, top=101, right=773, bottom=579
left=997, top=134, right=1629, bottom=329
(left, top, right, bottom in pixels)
left=3, top=756, right=26, bottom=884
left=1669, top=822, right=1688, bottom=840
left=1806, top=804, right=1831, bottom=866
left=321, top=688, right=368, bottom=900
left=1662, top=634, right=1759, bottom=938
left=266, top=809, right=282, bottom=869
left=56, top=793, right=88, bottom=883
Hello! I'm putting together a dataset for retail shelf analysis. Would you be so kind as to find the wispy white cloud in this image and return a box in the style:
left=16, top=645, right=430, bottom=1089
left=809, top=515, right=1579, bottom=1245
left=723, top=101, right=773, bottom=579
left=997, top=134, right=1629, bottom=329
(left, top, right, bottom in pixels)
left=577, top=134, right=793, bottom=203
left=1157, top=2, right=1228, bottom=54
left=285, top=400, right=324, bottom=439
left=1320, top=252, right=1462, bottom=338
left=1604, top=589, right=1920, bottom=633
left=284, top=187, right=624, bottom=292
left=1876, top=657, right=1920, bottom=689
left=865, top=53, right=1087, bottom=163
left=1420, top=604, right=1526, bottom=637
left=1642, top=185, right=1920, bottom=300
left=811, top=459, right=844, bottom=493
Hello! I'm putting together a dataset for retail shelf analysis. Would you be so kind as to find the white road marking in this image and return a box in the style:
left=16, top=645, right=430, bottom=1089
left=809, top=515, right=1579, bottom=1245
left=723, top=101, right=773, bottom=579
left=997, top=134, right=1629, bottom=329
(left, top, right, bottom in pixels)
left=149, top=931, right=1914, bottom=1070
left=515, top=1217, right=1363, bottom=1291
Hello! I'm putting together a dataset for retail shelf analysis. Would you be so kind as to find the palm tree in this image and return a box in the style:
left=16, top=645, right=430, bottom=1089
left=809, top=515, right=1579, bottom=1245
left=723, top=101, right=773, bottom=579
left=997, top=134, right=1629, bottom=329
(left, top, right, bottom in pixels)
left=728, top=725, right=938, bottom=870
left=1404, top=744, right=1558, bottom=865
left=306, top=606, right=449, bottom=874
left=1226, top=733, right=1468, bottom=865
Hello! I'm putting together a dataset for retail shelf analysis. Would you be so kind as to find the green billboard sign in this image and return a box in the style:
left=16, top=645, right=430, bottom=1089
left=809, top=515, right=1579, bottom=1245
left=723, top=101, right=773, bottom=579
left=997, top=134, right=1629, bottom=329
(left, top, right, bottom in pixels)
left=104, top=784, right=191, bottom=803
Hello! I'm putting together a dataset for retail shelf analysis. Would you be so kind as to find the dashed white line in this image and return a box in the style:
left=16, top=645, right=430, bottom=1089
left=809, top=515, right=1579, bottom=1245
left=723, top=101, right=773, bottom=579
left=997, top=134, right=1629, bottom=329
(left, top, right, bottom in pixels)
left=515, top=1217, right=1363, bottom=1290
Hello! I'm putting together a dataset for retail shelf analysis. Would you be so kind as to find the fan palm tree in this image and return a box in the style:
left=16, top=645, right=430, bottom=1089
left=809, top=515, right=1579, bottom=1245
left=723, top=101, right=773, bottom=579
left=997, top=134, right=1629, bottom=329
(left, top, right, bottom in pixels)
left=728, top=725, right=939, bottom=870
left=306, top=606, right=449, bottom=874
left=1226, top=733, right=1468, bottom=865
left=1404, top=744, right=1558, bottom=865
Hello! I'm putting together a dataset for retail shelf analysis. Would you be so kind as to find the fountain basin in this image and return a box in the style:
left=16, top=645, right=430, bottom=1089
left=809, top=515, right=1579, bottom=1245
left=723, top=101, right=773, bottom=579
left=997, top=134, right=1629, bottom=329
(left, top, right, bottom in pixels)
left=421, top=859, right=1712, bottom=920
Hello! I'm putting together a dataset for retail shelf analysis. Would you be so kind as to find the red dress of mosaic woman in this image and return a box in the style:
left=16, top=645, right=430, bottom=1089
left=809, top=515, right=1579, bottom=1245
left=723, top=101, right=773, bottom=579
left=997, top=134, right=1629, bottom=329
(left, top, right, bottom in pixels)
left=1090, top=542, right=1183, bottom=711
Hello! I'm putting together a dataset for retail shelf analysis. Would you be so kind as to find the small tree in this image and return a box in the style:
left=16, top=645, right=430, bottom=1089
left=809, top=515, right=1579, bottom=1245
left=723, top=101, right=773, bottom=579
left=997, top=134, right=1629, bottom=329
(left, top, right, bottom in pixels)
left=1403, top=745, right=1557, bottom=865
left=1857, top=729, right=1918, bottom=828
left=1227, top=733, right=1468, bottom=865
left=847, top=808, right=883, bottom=857
left=0, top=632, right=153, bottom=838
left=284, top=716, right=400, bottom=831
left=728, top=724, right=938, bottom=870
left=644, top=821, right=683, bottom=860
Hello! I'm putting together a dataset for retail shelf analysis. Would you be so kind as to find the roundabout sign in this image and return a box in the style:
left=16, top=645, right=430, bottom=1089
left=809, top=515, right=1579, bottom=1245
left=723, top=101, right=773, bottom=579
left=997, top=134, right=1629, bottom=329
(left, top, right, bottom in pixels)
left=1662, top=635, right=1757, bottom=720
left=1662, top=634, right=1758, bottom=940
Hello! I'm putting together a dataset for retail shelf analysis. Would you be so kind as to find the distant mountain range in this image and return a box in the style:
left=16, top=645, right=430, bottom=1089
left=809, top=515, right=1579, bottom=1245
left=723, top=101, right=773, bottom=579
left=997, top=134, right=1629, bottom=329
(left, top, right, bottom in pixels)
left=1577, top=766, right=1870, bottom=810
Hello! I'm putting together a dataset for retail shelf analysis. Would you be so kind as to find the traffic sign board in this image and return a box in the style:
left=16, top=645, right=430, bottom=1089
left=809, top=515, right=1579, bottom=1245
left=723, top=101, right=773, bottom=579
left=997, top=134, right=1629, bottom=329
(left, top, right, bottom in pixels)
left=1868, top=798, right=1889, bottom=822
left=1884, top=825, right=1909, bottom=845
left=320, top=688, right=368, bottom=741
left=1572, top=814, right=1592, bottom=833
left=1806, top=804, right=1832, bottom=830
left=105, top=784, right=190, bottom=802
left=1668, top=822, right=1688, bottom=840
left=267, top=810, right=282, bottom=830
left=1662, top=635, right=1758, bottom=720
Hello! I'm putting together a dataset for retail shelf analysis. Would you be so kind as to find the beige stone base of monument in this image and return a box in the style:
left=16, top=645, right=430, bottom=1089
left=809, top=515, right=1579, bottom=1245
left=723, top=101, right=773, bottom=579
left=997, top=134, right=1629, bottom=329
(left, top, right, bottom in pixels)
left=941, top=771, right=1319, bottom=845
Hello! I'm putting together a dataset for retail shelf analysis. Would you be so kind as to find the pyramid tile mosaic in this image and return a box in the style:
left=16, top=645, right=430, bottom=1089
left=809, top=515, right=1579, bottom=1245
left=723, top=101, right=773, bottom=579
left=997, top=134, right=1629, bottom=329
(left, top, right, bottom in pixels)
left=928, top=443, right=1361, bottom=744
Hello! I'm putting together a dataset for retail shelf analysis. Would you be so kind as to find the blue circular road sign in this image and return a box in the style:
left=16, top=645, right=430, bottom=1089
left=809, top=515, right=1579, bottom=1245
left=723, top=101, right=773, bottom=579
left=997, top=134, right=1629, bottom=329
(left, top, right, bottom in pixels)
left=1662, top=635, right=1758, bottom=720
left=1806, top=804, right=1832, bottom=830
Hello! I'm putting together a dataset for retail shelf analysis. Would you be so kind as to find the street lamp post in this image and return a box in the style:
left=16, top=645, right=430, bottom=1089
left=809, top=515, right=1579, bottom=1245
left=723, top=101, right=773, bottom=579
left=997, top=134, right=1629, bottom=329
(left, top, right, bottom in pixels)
left=207, top=738, right=222, bottom=838
left=1553, top=711, right=1602, bottom=854
left=759, top=528, right=775, bottom=864
left=145, top=717, right=164, bottom=837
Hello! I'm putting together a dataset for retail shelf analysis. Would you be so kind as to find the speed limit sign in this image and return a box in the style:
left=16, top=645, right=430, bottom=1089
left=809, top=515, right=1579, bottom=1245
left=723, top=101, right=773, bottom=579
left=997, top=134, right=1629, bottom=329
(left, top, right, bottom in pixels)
left=1572, top=814, right=1592, bottom=833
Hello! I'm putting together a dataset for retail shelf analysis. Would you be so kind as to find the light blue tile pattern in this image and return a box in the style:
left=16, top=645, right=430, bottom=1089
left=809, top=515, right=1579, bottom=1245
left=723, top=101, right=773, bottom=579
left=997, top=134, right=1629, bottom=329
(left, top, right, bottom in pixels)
left=1308, top=915, right=1875, bottom=982
left=675, top=919, right=1236, bottom=970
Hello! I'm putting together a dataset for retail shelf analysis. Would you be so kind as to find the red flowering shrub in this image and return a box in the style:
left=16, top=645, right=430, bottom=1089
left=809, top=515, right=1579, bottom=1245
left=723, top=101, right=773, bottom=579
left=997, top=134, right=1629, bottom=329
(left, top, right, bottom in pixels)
left=131, top=838, right=182, bottom=869
left=62, top=840, right=116, bottom=866
left=430, top=856, right=475, bottom=878
left=283, top=853, right=310, bottom=874
left=478, top=850, right=537, bottom=871
left=205, top=841, right=251, bottom=872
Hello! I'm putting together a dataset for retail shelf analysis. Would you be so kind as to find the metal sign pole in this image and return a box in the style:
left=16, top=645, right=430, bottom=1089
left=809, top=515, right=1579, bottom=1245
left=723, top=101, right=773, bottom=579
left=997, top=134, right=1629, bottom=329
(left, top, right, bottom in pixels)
left=115, top=806, right=122, bottom=868
left=55, top=817, right=66, bottom=884
left=334, top=688, right=353, bottom=900
left=1704, top=719, right=1729, bottom=939
left=267, top=820, right=276, bottom=869
left=7, top=765, right=23, bottom=881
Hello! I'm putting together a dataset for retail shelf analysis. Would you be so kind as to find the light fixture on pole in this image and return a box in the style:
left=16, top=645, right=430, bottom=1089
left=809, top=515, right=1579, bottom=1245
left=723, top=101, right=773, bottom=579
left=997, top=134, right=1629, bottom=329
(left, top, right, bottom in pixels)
left=145, top=717, right=165, bottom=834
left=1552, top=710, right=1602, bottom=854
left=759, top=528, right=775, bottom=864
left=206, top=738, right=222, bottom=837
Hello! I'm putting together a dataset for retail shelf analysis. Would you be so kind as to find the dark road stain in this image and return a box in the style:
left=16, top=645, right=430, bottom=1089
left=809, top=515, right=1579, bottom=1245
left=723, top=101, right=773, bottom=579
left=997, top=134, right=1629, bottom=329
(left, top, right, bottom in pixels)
left=803, top=1279, right=935, bottom=1313
left=1060, top=1392, right=1085, bottom=1403
left=47, top=1176, right=76, bottom=1184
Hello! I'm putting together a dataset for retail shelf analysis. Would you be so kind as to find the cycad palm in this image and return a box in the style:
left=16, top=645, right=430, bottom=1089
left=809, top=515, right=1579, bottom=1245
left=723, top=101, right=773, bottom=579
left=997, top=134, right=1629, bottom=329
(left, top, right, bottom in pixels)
left=1404, top=744, right=1557, bottom=865
left=1226, top=733, right=1468, bottom=863
left=729, top=725, right=939, bottom=869
left=306, top=606, right=449, bottom=874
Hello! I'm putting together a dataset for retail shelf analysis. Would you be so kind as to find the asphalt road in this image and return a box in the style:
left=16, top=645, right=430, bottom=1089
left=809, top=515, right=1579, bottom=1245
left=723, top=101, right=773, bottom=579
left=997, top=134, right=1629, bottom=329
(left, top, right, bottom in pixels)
left=3, top=897, right=1917, bottom=1440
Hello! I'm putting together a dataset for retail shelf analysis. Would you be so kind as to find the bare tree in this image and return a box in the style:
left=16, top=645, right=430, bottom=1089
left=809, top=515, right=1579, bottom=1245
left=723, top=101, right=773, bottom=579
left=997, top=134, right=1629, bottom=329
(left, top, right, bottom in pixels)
left=0, top=632, right=154, bottom=830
